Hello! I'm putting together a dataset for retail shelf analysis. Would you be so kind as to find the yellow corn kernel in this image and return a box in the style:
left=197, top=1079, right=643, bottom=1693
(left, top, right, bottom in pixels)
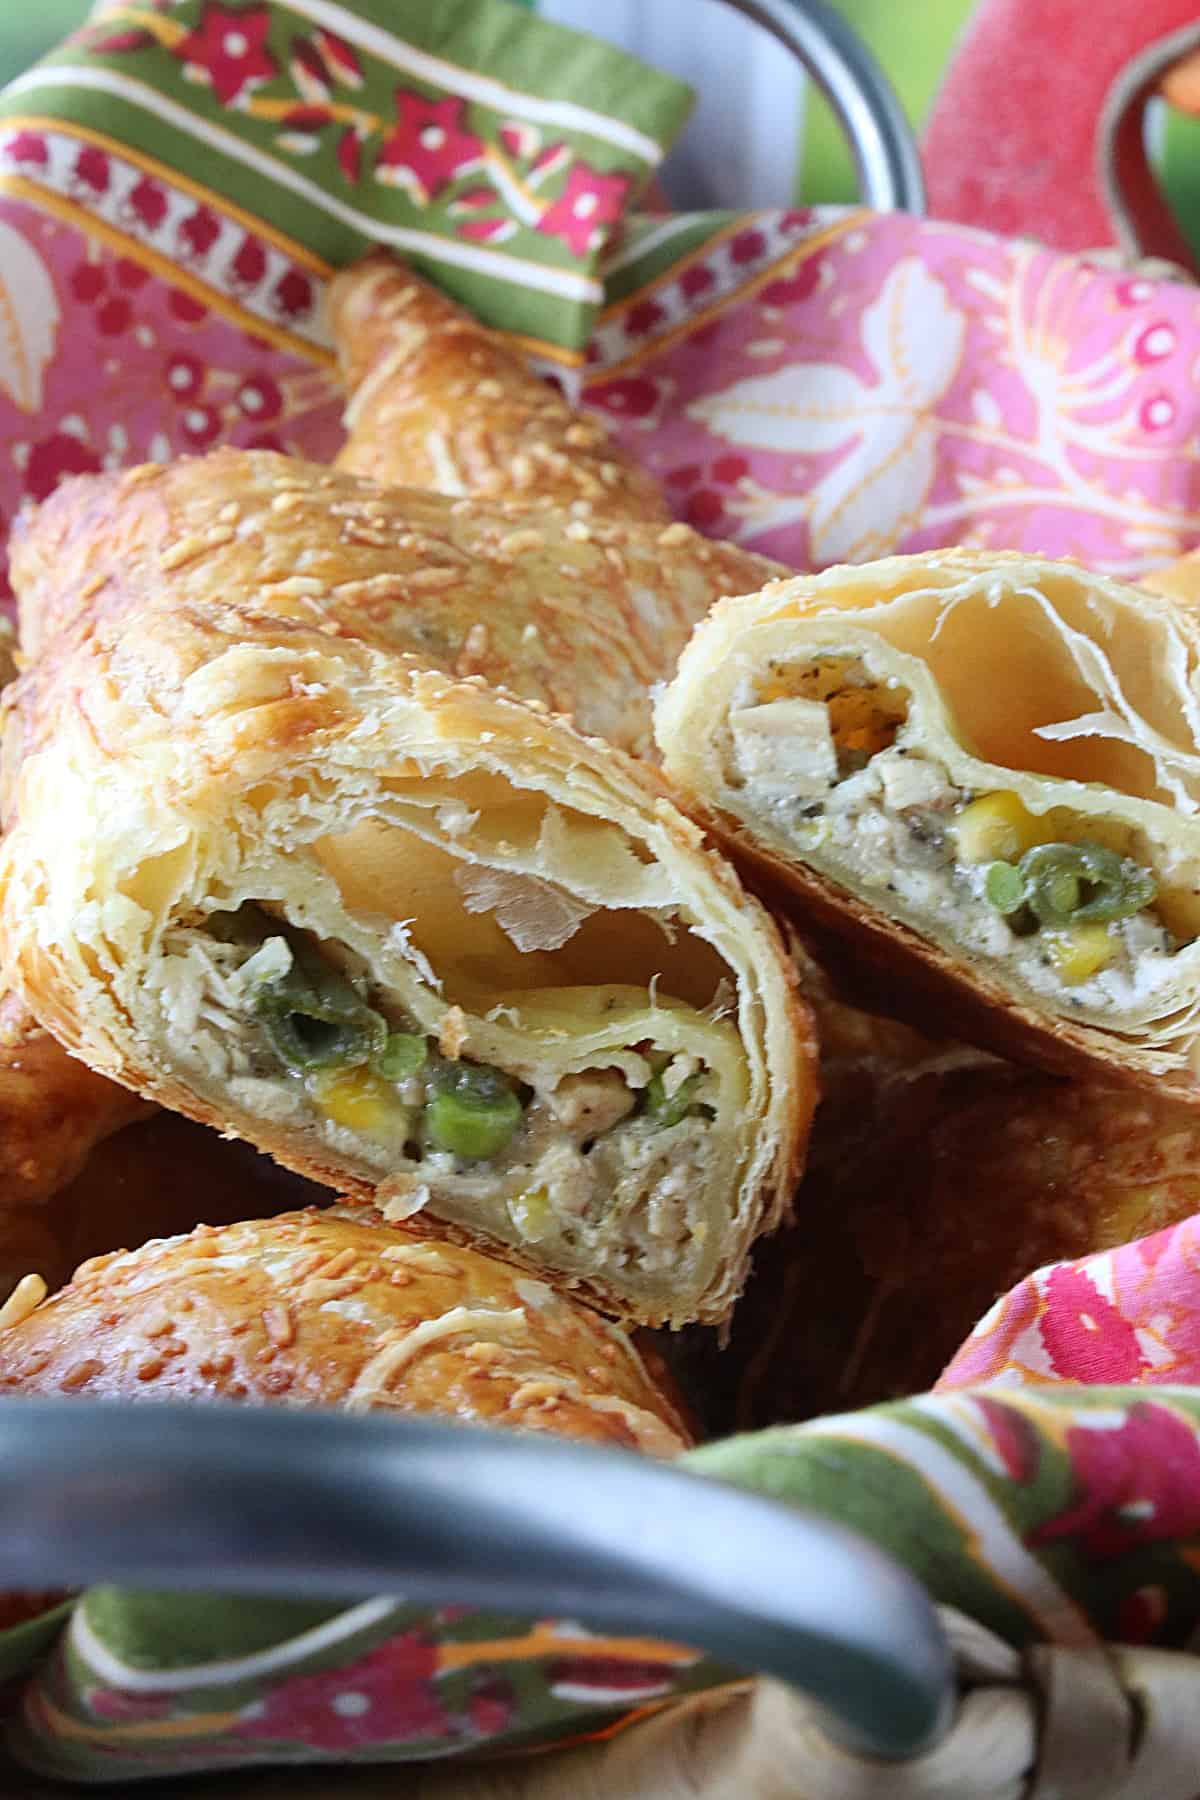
left=1044, top=923, right=1119, bottom=985
left=309, top=1066, right=410, bottom=1139
left=508, top=1186, right=552, bottom=1242
left=952, top=791, right=1047, bottom=864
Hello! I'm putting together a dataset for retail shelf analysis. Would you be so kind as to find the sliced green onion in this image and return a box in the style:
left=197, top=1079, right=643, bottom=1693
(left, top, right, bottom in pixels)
left=1018, top=841, right=1156, bottom=928
left=983, top=861, right=1027, bottom=915
left=643, top=1070, right=702, bottom=1128
left=426, top=1063, right=523, bottom=1160
left=254, top=947, right=386, bottom=1074
left=374, top=1031, right=428, bottom=1081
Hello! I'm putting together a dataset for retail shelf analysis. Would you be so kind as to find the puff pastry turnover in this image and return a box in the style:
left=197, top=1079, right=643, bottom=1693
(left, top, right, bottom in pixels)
left=0, top=1205, right=689, bottom=1453
left=0, top=454, right=812, bottom=1325
left=330, top=251, right=670, bottom=521
left=656, top=549, right=1200, bottom=1095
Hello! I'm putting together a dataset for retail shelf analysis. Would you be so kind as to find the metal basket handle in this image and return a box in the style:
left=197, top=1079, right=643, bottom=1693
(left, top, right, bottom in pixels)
left=0, top=1397, right=950, bottom=1764
left=710, top=0, right=925, bottom=214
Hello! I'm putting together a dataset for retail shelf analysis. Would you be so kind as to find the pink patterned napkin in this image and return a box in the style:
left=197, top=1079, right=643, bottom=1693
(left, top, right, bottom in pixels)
left=939, top=1218, right=1200, bottom=1391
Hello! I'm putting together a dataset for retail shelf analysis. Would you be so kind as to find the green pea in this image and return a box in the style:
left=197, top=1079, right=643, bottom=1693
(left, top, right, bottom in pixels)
left=426, top=1087, right=523, bottom=1160
left=643, top=1070, right=702, bottom=1128
left=255, top=948, right=386, bottom=1074
left=374, top=1032, right=428, bottom=1081
left=425, top=1063, right=523, bottom=1160
left=984, top=861, right=1027, bottom=915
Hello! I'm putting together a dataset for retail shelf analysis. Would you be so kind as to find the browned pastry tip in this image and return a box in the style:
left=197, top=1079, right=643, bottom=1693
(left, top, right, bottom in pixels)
left=329, top=250, right=670, bottom=521
left=0, top=1205, right=691, bottom=1455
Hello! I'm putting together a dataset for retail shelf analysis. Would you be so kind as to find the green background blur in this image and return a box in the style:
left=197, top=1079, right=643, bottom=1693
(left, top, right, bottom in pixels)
left=7, top=1, right=1200, bottom=260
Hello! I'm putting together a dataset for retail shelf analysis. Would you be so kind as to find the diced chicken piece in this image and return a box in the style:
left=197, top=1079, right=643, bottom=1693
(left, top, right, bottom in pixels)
left=660, top=1052, right=700, bottom=1098
left=729, top=698, right=837, bottom=797
left=547, top=1068, right=636, bottom=1143
left=878, top=755, right=954, bottom=812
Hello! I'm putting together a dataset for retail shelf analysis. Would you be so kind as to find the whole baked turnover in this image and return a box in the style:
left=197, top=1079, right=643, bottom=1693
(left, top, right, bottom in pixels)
left=0, top=462, right=812, bottom=1328
left=0, top=1207, right=691, bottom=1454
left=656, top=550, right=1200, bottom=1096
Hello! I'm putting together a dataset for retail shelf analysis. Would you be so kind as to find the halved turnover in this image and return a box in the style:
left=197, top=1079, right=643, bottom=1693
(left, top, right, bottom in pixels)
left=656, top=549, right=1200, bottom=1096
left=0, top=458, right=812, bottom=1326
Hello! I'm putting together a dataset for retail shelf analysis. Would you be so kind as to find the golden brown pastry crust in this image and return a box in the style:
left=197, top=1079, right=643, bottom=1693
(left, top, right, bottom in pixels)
left=330, top=252, right=669, bottom=521
left=657, top=549, right=1200, bottom=1098
left=0, top=1205, right=690, bottom=1453
left=0, top=451, right=813, bottom=1328
left=11, top=450, right=776, bottom=760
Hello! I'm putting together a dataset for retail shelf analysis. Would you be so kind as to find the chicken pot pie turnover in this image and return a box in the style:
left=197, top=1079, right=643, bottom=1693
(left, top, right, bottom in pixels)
left=0, top=455, right=813, bottom=1326
left=657, top=549, right=1200, bottom=1095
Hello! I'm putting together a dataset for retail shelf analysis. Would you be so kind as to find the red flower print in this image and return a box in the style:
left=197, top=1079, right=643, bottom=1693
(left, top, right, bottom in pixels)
left=25, top=432, right=101, bottom=502
left=376, top=93, right=484, bottom=204
left=666, top=463, right=702, bottom=489
left=279, top=104, right=332, bottom=133
left=126, top=175, right=168, bottom=231
left=115, top=257, right=150, bottom=291
left=1039, top=1265, right=1146, bottom=1382
left=237, top=374, right=282, bottom=421
left=175, top=4, right=277, bottom=107
left=537, top=162, right=630, bottom=258
left=179, top=402, right=223, bottom=449
left=712, top=454, right=749, bottom=484
left=96, top=296, right=132, bottom=337
left=760, top=258, right=823, bottom=309
left=76, top=26, right=155, bottom=53
left=169, top=289, right=209, bottom=324
left=166, top=352, right=204, bottom=400
left=679, top=262, right=715, bottom=301
left=246, top=431, right=285, bottom=453
left=685, top=488, right=725, bottom=530
left=231, top=234, right=268, bottom=289
left=337, top=127, right=364, bottom=184
left=7, top=131, right=48, bottom=168
left=236, top=1631, right=454, bottom=1751
left=464, top=1673, right=516, bottom=1737
left=458, top=217, right=516, bottom=244
left=972, top=1395, right=1040, bottom=1482
left=1139, top=392, right=1177, bottom=433
left=73, top=146, right=111, bottom=196
left=1029, top=1403, right=1200, bottom=1559
left=179, top=206, right=222, bottom=261
left=730, top=227, right=766, bottom=265
left=271, top=269, right=314, bottom=320
left=314, top=30, right=363, bottom=90
left=548, top=1655, right=682, bottom=1703
left=586, top=375, right=659, bottom=419
left=624, top=298, right=665, bottom=339
left=70, top=262, right=106, bottom=305
left=87, top=1687, right=173, bottom=1723
left=500, top=121, right=541, bottom=160
left=290, top=36, right=331, bottom=106
left=1134, top=322, right=1176, bottom=365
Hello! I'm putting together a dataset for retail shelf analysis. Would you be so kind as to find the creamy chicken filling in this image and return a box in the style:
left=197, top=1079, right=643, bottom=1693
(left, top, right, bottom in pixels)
left=149, top=905, right=717, bottom=1274
left=727, top=655, right=1193, bottom=1013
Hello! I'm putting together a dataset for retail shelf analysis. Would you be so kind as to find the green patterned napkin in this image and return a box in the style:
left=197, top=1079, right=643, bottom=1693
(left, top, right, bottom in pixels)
left=0, top=0, right=692, bottom=348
